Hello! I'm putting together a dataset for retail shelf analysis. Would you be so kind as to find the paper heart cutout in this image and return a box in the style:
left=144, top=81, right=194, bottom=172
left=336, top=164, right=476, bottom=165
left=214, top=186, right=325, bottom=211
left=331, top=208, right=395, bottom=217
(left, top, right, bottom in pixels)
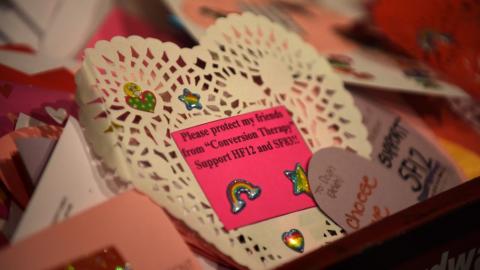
left=125, top=90, right=156, bottom=113
left=282, top=229, right=305, bottom=253
left=308, top=147, right=419, bottom=233
left=77, top=12, right=372, bottom=269
left=0, top=83, right=13, bottom=98
left=45, top=106, right=68, bottom=124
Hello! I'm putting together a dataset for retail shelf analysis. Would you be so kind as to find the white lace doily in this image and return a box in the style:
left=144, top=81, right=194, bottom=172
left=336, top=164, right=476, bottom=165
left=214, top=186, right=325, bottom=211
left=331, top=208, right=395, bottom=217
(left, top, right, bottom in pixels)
left=76, top=13, right=371, bottom=269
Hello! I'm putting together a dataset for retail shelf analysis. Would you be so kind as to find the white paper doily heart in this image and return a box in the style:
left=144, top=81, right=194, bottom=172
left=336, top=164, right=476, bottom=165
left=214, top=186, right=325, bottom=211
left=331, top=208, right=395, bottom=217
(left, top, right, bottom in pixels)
left=199, top=13, right=370, bottom=154
left=76, top=12, right=371, bottom=270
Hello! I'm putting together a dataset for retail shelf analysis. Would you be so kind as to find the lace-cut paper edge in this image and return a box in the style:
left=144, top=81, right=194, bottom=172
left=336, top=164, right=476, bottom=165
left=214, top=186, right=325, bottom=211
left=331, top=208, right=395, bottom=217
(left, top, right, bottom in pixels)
left=75, top=13, right=372, bottom=270
left=76, top=41, right=354, bottom=270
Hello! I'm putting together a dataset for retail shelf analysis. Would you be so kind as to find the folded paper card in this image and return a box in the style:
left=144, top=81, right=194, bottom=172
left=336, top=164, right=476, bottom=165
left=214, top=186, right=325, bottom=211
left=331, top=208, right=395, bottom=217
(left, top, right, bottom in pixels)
left=0, top=190, right=201, bottom=270
left=15, top=137, right=56, bottom=187
left=0, top=125, right=62, bottom=208
left=13, top=118, right=128, bottom=242
left=76, top=12, right=371, bottom=269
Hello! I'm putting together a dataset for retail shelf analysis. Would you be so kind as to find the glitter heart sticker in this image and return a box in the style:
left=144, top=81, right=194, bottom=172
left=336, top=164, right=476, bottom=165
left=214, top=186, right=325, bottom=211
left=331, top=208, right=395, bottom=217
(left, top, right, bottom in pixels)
left=282, top=229, right=305, bottom=253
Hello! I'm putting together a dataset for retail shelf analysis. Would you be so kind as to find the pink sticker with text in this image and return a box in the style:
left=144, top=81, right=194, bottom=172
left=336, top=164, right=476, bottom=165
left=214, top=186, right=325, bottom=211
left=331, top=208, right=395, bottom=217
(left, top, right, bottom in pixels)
left=172, top=106, right=315, bottom=229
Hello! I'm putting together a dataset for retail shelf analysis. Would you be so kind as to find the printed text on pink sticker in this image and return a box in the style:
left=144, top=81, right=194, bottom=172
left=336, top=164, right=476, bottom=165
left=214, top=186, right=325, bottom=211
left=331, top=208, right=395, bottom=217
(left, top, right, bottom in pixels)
left=172, top=106, right=315, bottom=229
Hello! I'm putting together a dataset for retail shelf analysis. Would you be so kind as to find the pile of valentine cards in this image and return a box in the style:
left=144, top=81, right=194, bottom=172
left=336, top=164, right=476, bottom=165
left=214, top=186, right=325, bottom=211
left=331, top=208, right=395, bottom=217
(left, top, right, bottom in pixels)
left=0, top=2, right=478, bottom=270
left=73, top=11, right=466, bottom=269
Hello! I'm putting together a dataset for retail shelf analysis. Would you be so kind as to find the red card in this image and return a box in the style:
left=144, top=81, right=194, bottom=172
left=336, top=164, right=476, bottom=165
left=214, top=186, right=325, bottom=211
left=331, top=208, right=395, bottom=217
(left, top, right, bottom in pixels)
left=371, top=0, right=480, bottom=99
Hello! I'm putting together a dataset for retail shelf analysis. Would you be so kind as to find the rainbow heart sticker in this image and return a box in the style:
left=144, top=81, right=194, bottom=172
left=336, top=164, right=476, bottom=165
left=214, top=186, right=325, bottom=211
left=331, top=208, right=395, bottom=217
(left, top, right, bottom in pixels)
left=282, top=229, right=305, bottom=253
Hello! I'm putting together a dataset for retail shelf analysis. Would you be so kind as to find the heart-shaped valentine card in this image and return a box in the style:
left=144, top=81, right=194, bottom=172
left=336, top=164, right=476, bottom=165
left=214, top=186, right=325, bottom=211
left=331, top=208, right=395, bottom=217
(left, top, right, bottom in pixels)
left=76, top=12, right=371, bottom=269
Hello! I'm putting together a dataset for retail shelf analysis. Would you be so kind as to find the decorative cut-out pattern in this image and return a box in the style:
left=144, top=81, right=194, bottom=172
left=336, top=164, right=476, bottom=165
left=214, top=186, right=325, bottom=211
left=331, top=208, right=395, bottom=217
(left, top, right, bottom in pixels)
left=76, top=13, right=371, bottom=270
left=200, top=14, right=369, bottom=153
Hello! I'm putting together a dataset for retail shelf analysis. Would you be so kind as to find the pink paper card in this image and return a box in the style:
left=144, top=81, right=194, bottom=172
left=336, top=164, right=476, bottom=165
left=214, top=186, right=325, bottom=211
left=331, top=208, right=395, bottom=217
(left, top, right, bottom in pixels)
left=172, top=106, right=316, bottom=229
left=0, top=190, right=201, bottom=270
